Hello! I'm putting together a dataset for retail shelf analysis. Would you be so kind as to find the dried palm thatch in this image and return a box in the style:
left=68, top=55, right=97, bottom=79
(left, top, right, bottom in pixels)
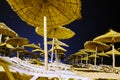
left=7, top=0, right=82, bottom=28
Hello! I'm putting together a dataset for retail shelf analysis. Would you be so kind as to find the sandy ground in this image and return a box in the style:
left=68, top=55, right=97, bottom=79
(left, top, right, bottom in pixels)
left=75, top=71, right=120, bottom=79
left=73, top=68, right=120, bottom=80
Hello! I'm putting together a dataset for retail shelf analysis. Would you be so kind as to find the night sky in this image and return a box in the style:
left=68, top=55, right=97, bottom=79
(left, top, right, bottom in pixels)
left=0, top=0, right=120, bottom=65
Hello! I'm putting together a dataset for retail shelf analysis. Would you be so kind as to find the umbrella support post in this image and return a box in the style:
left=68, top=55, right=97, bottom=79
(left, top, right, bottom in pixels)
left=44, top=16, right=48, bottom=70
left=101, top=57, right=103, bottom=64
left=94, top=47, right=97, bottom=67
left=50, top=38, right=55, bottom=63
left=0, top=34, right=2, bottom=43
left=112, top=45, right=115, bottom=68
left=80, top=56, right=82, bottom=64
left=16, top=45, right=19, bottom=58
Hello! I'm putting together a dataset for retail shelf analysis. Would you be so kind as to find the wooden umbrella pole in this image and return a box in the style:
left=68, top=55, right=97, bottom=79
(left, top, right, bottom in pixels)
left=44, top=16, right=48, bottom=70
left=50, top=38, right=55, bottom=63
left=101, top=57, right=103, bottom=64
left=94, top=47, right=97, bottom=67
left=80, top=56, right=82, bottom=64
left=16, top=45, right=19, bottom=58
left=55, top=50, right=58, bottom=63
left=0, top=34, right=2, bottom=43
left=112, top=44, right=115, bottom=68
left=86, top=54, right=88, bottom=64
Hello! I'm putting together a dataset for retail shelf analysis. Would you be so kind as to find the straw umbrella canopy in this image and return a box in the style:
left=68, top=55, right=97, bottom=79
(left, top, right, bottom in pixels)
left=81, top=56, right=89, bottom=64
left=23, top=43, right=40, bottom=49
left=0, top=22, right=18, bottom=43
left=93, top=29, right=120, bottom=68
left=98, top=51, right=109, bottom=57
left=36, top=26, right=74, bottom=63
left=7, top=0, right=81, bottom=70
left=88, top=54, right=99, bottom=64
left=10, top=47, right=25, bottom=52
left=32, top=48, right=44, bottom=54
left=49, top=45, right=66, bottom=63
left=47, top=39, right=69, bottom=47
left=5, top=37, right=29, bottom=57
left=74, top=51, right=88, bottom=64
left=106, top=48, right=120, bottom=55
left=84, top=41, right=110, bottom=66
left=79, top=49, right=96, bottom=53
left=49, top=45, right=67, bottom=54
left=97, top=51, right=109, bottom=64
left=7, top=0, right=81, bottom=28
left=106, top=49, right=120, bottom=66
left=5, top=37, right=29, bottom=47
left=0, top=43, right=14, bottom=49
left=89, top=54, right=100, bottom=58
left=79, top=49, right=96, bottom=64
left=47, top=39, right=68, bottom=62
left=0, top=43, right=14, bottom=56
left=84, top=41, right=110, bottom=52
left=32, top=48, right=51, bottom=59
left=35, top=26, right=75, bottom=39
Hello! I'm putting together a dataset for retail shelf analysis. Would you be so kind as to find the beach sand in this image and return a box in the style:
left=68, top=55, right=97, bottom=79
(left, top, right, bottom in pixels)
left=73, top=68, right=120, bottom=80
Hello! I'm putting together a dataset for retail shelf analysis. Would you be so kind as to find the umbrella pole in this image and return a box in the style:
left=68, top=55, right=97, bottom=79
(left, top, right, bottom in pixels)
left=86, top=54, right=88, bottom=64
left=101, top=57, right=103, bottom=64
left=94, top=47, right=97, bottom=67
left=0, top=34, right=2, bottom=43
left=17, top=45, right=19, bottom=58
left=80, top=56, right=82, bottom=64
left=44, top=16, right=48, bottom=70
left=50, top=38, right=55, bottom=63
left=112, top=44, right=115, bottom=68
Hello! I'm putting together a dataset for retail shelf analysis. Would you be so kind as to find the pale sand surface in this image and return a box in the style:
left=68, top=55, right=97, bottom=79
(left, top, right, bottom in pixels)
left=73, top=67, right=120, bottom=80
left=75, top=71, right=120, bottom=79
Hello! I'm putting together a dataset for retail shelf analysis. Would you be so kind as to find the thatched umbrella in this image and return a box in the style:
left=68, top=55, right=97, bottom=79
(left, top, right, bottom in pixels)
left=36, top=26, right=75, bottom=39
left=32, top=48, right=51, bottom=59
left=47, top=39, right=69, bottom=47
left=106, top=48, right=120, bottom=55
left=7, top=0, right=81, bottom=70
left=0, top=43, right=14, bottom=56
left=84, top=41, right=110, bottom=66
left=23, top=43, right=40, bottom=49
left=74, top=51, right=87, bottom=64
left=32, top=48, right=44, bottom=54
left=105, top=49, right=120, bottom=66
left=47, top=38, right=68, bottom=62
left=36, top=26, right=74, bottom=63
left=97, top=51, right=109, bottom=64
left=6, top=37, right=29, bottom=57
left=79, top=49, right=96, bottom=64
left=0, top=22, right=18, bottom=43
left=81, top=56, right=89, bottom=64
left=93, top=29, right=120, bottom=68
left=0, top=43, right=14, bottom=49
left=49, top=45, right=66, bottom=63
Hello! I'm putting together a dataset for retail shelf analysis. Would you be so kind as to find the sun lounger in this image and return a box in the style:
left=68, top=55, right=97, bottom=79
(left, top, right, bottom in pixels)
left=100, top=65, right=120, bottom=74
left=0, top=56, right=92, bottom=80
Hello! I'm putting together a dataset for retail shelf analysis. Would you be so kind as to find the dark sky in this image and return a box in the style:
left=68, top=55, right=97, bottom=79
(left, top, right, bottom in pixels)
left=0, top=0, right=120, bottom=65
